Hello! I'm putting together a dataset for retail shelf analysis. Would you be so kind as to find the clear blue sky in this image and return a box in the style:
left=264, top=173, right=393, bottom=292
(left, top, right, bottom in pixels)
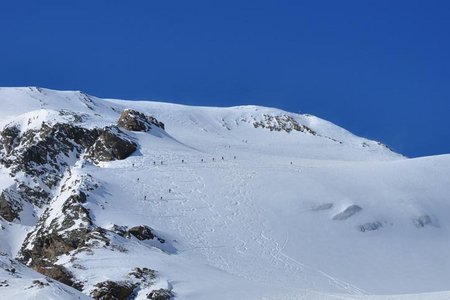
left=1, top=1, right=449, bottom=157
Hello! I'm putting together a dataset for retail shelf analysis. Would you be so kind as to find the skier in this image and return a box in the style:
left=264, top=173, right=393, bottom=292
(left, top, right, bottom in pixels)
left=153, top=161, right=156, bottom=165
left=182, top=159, right=184, bottom=163
left=221, top=156, right=224, bottom=160
left=144, top=195, right=147, bottom=200
left=169, top=188, right=171, bottom=193
left=234, top=155, right=236, bottom=159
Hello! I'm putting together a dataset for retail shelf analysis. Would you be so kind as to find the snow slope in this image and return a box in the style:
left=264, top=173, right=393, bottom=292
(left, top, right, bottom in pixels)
left=1, top=87, right=449, bottom=299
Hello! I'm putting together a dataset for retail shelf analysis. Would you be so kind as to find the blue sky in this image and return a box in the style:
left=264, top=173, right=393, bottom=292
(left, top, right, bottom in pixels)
left=1, top=1, right=449, bottom=157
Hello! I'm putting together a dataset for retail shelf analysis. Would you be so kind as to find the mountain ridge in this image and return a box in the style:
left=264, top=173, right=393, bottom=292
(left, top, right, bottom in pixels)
left=0, top=87, right=449, bottom=299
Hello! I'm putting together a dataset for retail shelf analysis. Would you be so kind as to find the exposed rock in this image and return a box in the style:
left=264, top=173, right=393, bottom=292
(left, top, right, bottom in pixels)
left=18, top=175, right=102, bottom=290
left=129, top=267, right=156, bottom=282
left=0, top=119, right=163, bottom=294
left=413, top=214, right=439, bottom=228
left=117, top=109, right=165, bottom=132
left=359, top=221, right=383, bottom=232
left=110, top=224, right=128, bottom=237
left=147, top=289, right=174, bottom=300
left=332, top=205, right=362, bottom=221
left=16, top=183, right=50, bottom=208
left=1, top=122, right=137, bottom=186
left=253, top=114, right=316, bottom=134
left=128, top=225, right=155, bottom=241
left=86, top=126, right=137, bottom=162
left=29, top=279, right=50, bottom=289
left=34, top=263, right=76, bottom=288
left=128, top=225, right=165, bottom=243
left=91, top=280, right=136, bottom=300
left=0, top=189, right=21, bottom=222
left=111, top=225, right=165, bottom=244
left=90, top=267, right=164, bottom=300
left=0, top=280, right=9, bottom=287
left=0, top=124, right=20, bottom=154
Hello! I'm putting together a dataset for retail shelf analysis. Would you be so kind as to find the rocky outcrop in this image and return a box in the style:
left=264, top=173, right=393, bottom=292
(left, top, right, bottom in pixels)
left=0, top=114, right=170, bottom=296
left=0, top=120, right=137, bottom=216
left=34, top=262, right=77, bottom=288
left=117, top=109, right=165, bottom=132
left=359, top=221, right=383, bottom=232
left=1, top=121, right=137, bottom=180
left=128, top=225, right=156, bottom=241
left=413, top=214, right=439, bottom=228
left=17, top=174, right=103, bottom=290
left=0, top=125, right=20, bottom=155
left=147, top=289, right=174, bottom=300
left=86, top=126, right=137, bottom=163
left=0, top=189, right=21, bottom=222
left=253, top=114, right=316, bottom=134
left=91, top=280, right=136, bottom=300
left=91, top=267, right=158, bottom=300
left=112, top=225, right=166, bottom=244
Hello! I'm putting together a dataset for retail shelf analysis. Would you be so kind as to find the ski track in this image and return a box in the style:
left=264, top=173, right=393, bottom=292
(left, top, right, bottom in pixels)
left=112, top=152, right=365, bottom=295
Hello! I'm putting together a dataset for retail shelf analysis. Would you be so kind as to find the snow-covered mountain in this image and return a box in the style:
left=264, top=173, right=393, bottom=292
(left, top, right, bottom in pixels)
left=1, top=87, right=449, bottom=300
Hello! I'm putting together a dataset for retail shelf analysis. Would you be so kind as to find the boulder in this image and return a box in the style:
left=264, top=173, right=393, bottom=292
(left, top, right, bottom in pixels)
left=117, top=109, right=165, bottom=132
left=128, top=225, right=155, bottom=241
left=86, top=126, right=137, bottom=162
left=91, top=280, right=136, bottom=300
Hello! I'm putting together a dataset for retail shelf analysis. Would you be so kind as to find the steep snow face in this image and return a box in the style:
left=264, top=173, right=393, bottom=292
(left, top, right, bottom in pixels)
left=0, top=87, right=449, bottom=300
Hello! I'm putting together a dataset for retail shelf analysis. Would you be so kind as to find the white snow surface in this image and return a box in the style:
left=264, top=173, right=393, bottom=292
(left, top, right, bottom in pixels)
left=0, top=87, right=450, bottom=299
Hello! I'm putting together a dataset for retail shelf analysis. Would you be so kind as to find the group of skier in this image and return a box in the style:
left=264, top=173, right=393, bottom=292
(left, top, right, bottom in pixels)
left=136, top=154, right=238, bottom=201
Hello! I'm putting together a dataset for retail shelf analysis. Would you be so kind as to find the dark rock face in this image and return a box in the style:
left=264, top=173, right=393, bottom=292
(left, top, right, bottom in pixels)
left=91, top=280, right=136, bottom=300
left=17, top=175, right=101, bottom=290
left=0, top=124, right=20, bottom=154
left=0, top=189, right=21, bottom=222
left=1, top=121, right=137, bottom=184
left=147, top=289, right=174, bottom=300
left=117, top=109, right=165, bottom=132
left=35, top=263, right=77, bottom=288
left=0, top=116, right=168, bottom=295
left=2, top=123, right=98, bottom=180
left=86, top=126, right=137, bottom=163
left=0, top=119, right=137, bottom=226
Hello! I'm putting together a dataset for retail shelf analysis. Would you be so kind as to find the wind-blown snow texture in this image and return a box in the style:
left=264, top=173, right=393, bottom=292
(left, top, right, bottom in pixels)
left=1, top=87, right=450, bottom=300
